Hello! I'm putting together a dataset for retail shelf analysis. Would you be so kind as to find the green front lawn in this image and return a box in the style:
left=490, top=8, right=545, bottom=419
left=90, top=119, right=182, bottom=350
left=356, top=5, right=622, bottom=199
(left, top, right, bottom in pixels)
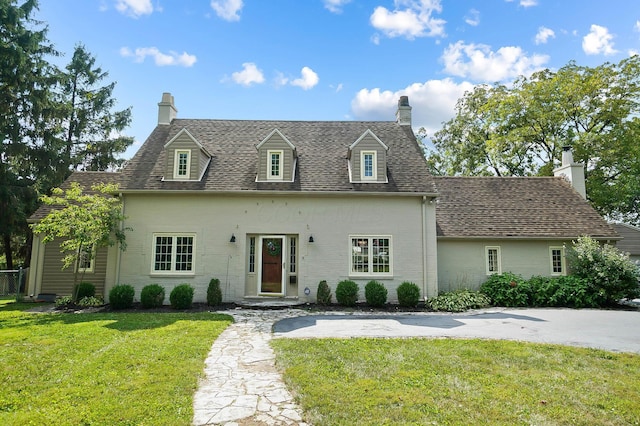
left=0, top=301, right=232, bottom=425
left=273, top=338, right=640, bottom=425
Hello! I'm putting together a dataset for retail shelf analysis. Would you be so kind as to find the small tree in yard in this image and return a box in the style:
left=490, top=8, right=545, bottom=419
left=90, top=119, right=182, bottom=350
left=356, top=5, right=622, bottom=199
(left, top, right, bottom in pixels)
left=32, top=182, right=128, bottom=300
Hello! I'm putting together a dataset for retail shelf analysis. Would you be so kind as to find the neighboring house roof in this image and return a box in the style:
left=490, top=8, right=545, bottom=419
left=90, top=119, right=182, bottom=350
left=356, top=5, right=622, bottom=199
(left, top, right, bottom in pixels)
left=611, top=223, right=640, bottom=256
left=29, top=171, right=121, bottom=222
left=434, top=176, right=619, bottom=240
left=119, top=119, right=437, bottom=194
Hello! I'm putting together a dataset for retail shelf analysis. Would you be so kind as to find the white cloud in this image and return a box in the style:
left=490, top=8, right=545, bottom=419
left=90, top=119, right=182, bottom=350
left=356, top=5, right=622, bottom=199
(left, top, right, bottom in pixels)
left=582, top=24, right=617, bottom=55
left=635, top=20, right=640, bottom=32
left=370, top=0, right=446, bottom=40
left=441, top=41, right=549, bottom=82
left=120, top=47, right=197, bottom=67
left=351, top=78, right=474, bottom=136
left=231, top=62, right=265, bottom=86
left=115, top=0, right=153, bottom=17
left=534, top=26, right=555, bottom=45
left=464, top=9, right=480, bottom=27
left=519, top=0, right=538, bottom=7
left=290, top=67, right=319, bottom=90
left=211, top=0, right=243, bottom=21
left=324, top=0, right=351, bottom=13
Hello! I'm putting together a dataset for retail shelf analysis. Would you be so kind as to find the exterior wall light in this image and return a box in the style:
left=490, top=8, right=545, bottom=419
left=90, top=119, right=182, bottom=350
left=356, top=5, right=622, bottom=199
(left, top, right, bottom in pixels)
left=308, top=235, right=314, bottom=243
left=230, top=234, right=236, bottom=243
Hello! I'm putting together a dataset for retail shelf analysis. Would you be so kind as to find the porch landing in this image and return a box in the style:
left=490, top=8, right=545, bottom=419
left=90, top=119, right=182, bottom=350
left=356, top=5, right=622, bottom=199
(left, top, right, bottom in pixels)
left=238, top=297, right=305, bottom=309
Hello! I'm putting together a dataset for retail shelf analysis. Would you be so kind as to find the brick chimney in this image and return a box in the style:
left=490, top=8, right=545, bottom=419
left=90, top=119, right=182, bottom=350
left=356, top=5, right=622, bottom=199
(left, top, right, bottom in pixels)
left=157, top=92, right=177, bottom=125
left=396, top=96, right=412, bottom=126
left=553, top=146, right=586, bottom=199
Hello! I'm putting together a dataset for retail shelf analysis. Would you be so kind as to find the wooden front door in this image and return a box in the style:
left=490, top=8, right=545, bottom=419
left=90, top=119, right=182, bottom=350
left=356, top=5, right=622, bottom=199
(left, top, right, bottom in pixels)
left=260, top=237, right=284, bottom=295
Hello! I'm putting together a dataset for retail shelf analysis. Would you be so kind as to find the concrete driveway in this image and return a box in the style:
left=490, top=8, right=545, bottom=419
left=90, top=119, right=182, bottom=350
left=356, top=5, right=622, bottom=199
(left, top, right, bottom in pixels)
left=272, top=308, right=640, bottom=354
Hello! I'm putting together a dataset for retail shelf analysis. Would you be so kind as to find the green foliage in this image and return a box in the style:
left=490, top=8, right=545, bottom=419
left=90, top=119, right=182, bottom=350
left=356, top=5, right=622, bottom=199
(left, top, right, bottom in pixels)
left=480, top=273, right=531, bottom=307
left=528, top=275, right=600, bottom=308
left=316, top=280, right=332, bottom=305
left=427, top=290, right=491, bottom=312
left=206, top=278, right=222, bottom=307
left=55, top=295, right=73, bottom=308
left=108, top=284, right=135, bottom=310
left=140, top=284, right=165, bottom=308
left=364, top=280, right=387, bottom=307
left=425, top=56, right=640, bottom=225
left=77, top=296, right=104, bottom=307
left=170, top=284, right=195, bottom=310
left=397, top=281, right=421, bottom=307
left=73, top=281, right=95, bottom=301
left=568, top=236, right=640, bottom=304
left=335, top=280, right=359, bottom=307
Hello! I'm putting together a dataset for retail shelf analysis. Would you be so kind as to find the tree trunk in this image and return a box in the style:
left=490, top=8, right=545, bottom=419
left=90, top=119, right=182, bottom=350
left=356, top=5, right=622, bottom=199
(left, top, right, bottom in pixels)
left=2, top=233, right=13, bottom=270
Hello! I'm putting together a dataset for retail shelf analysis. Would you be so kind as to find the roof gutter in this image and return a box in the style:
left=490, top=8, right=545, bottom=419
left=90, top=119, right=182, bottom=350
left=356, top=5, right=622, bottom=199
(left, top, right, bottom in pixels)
left=117, top=189, right=439, bottom=198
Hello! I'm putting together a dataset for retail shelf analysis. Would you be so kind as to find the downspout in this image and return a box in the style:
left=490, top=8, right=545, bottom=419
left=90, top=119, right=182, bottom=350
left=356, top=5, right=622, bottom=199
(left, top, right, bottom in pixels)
left=422, top=196, right=428, bottom=300
left=115, top=193, right=125, bottom=289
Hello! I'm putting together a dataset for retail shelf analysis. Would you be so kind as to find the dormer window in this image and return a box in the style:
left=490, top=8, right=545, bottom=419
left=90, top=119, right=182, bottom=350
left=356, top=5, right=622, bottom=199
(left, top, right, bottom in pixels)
left=268, top=150, right=283, bottom=180
left=361, top=151, right=377, bottom=180
left=174, top=149, right=191, bottom=179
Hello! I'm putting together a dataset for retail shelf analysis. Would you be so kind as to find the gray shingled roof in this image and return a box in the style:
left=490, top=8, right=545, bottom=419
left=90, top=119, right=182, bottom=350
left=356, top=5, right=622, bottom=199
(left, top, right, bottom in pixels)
left=119, top=119, right=437, bottom=194
left=434, top=176, right=619, bottom=239
left=29, top=172, right=121, bottom=222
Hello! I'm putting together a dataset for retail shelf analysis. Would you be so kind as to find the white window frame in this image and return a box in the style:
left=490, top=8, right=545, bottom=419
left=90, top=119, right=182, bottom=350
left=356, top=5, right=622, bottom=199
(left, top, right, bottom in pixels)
left=360, top=151, right=377, bottom=181
left=549, top=246, right=566, bottom=276
left=173, top=149, right=191, bottom=179
left=485, top=246, right=502, bottom=275
left=349, top=235, right=393, bottom=277
left=267, top=149, right=283, bottom=180
left=151, top=233, right=196, bottom=275
left=76, top=244, right=95, bottom=273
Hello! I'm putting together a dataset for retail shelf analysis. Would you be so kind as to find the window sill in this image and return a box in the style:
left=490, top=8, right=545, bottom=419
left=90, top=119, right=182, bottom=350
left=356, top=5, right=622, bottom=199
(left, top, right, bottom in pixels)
left=150, top=272, right=196, bottom=277
left=349, top=274, right=394, bottom=280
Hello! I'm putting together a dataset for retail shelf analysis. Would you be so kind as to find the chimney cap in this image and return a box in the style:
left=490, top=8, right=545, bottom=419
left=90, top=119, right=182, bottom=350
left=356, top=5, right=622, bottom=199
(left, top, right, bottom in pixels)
left=398, top=95, right=410, bottom=106
left=562, top=145, right=572, bottom=152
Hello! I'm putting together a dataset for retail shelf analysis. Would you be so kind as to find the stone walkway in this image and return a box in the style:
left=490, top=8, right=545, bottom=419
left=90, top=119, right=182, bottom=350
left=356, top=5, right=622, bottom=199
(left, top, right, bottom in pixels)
left=192, top=309, right=310, bottom=426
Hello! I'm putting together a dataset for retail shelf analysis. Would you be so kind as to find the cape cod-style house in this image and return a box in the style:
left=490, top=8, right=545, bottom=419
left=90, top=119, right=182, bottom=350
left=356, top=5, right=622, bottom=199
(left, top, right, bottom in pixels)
left=26, top=94, right=620, bottom=303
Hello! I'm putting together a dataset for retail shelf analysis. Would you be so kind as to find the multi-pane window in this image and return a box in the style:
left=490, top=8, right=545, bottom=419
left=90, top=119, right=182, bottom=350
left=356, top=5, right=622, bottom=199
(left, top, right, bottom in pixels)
left=76, top=245, right=94, bottom=272
left=174, top=150, right=190, bottom=178
left=249, top=237, right=256, bottom=273
left=350, top=236, right=392, bottom=276
left=153, top=234, right=195, bottom=273
left=268, top=150, right=282, bottom=179
left=361, top=151, right=376, bottom=180
left=289, top=237, right=297, bottom=273
left=550, top=247, right=565, bottom=275
left=485, top=246, right=501, bottom=275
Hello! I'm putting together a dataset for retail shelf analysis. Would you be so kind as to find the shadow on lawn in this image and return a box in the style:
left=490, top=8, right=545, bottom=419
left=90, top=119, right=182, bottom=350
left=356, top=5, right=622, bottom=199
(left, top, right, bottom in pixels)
left=0, top=302, right=233, bottom=331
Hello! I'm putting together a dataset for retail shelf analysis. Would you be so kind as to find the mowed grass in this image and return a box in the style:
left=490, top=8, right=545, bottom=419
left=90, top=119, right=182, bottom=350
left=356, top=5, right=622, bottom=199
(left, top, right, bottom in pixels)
left=0, top=300, right=232, bottom=425
left=272, top=338, right=640, bottom=425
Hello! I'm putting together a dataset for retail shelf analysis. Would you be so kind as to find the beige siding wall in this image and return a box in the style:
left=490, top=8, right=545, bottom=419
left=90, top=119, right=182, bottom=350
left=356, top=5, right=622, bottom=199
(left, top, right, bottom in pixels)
left=39, top=239, right=109, bottom=296
left=165, top=133, right=204, bottom=180
left=613, top=224, right=640, bottom=262
left=437, top=239, right=571, bottom=292
left=351, top=135, right=387, bottom=182
left=118, top=193, right=433, bottom=304
left=257, top=134, right=295, bottom=181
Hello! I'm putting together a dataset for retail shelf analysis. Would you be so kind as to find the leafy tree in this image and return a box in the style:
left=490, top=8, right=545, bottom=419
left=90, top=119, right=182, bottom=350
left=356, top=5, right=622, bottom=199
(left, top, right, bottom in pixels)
left=425, top=56, right=640, bottom=225
left=31, top=182, right=128, bottom=296
left=58, top=44, right=133, bottom=173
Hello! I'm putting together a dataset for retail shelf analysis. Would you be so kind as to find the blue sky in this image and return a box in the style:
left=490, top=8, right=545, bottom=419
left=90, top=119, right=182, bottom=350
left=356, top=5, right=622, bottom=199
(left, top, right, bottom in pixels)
left=36, top=0, right=640, bottom=158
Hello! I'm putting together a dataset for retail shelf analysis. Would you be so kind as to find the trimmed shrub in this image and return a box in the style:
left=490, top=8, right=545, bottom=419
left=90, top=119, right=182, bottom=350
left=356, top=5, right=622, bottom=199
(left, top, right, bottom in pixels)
left=78, top=296, right=104, bottom=307
left=109, top=284, right=135, bottom=310
left=335, top=280, right=359, bottom=307
left=427, top=290, right=490, bottom=312
left=568, top=236, right=640, bottom=305
left=479, top=272, right=531, bottom=307
left=397, top=281, right=421, bottom=308
left=364, top=280, right=387, bottom=307
left=170, top=284, right=195, bottom=310
left=73, top=282, right=95, bottom=301
left=316, top=280, right=332, bottom=305
left=141, top=284, right=165, bottom=308
left=207, top=278, right=223, bottom=307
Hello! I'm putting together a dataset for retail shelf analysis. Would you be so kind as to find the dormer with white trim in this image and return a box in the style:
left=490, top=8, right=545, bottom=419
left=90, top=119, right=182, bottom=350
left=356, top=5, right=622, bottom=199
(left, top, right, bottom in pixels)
left=163, top=128, right=211, bottom=181
left=256, top=129, right=297, bottom=182
left=348, top=129, right=389, bottom=183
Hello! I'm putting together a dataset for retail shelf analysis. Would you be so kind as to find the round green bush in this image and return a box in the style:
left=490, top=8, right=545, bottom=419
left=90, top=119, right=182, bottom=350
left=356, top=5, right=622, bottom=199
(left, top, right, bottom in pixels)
left=364, top=280, right=387, bottom=307
left=427, top=289, right=490, bottom=312
left=109, top=284, right=135, bottom=310
left=73, top=282, right=95, bottom=301
left=140, top=284, right=165, bottom=308
left=207, top=278, right=223, bottom=306
left=397, top=281, right=421, bottom=307
left=316, top=280, right=332, bottom=305
left=335, top=280, right=359, bottom=307
left=170, top=284, right=195, bottom=310
left=479, top=272, right=531, bottom=307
